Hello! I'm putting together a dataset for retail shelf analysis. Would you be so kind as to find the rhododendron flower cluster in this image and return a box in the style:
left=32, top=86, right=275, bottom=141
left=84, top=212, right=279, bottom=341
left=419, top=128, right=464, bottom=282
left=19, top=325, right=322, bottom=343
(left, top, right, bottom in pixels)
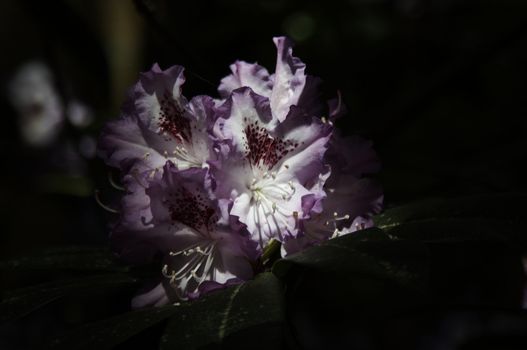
left=98, top=37, right=382, bottom=307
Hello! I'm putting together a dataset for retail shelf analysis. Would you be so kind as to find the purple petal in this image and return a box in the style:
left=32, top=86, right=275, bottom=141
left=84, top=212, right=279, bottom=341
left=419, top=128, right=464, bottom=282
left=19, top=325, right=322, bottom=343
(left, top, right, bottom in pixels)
left=195, top=278, right=245, bottom=297
left=214, top=87, right=274, bottom=156
left=271, top=37, right=306, bottom=122
left=134, top=64, right=191, bottom=137
left=97, top=114, right=170, bottom=174
left=132, top=282, right=170, bottom=309
left=146, top=162, right=215, bottom=229
left=327, top=133, right=381, bottom=178
left=273, top=110, right=332, bottom=185
left=218, top=61, right=273, bottom=99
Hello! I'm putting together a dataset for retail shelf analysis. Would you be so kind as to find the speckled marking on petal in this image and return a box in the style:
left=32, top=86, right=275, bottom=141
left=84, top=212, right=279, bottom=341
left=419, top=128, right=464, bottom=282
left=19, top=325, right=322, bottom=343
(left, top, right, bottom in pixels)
left=158, top=91, right=191, bottom=143
left=243, top=117, right=298, bottom=169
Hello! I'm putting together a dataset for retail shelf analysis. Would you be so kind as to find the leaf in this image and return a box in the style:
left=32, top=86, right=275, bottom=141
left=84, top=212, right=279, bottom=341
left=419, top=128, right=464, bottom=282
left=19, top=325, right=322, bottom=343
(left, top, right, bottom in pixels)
left=271, top=229, right=430, bottom=350
left=381, top=217, right=523, bottom=243
left=48, top=305, right=179, bottom=350
left=0, top=246, right=128, bottom=273
left=0, top=273, right=138, bottom=324
left=375, top=193, right=527, bottom=229
left=374, top=194, right=527, bottom=246
left=273, top=228, right=428, bottom=291
left=159, top=272, right=285, bottom=350
left=372, top=198, right=526, bottom=307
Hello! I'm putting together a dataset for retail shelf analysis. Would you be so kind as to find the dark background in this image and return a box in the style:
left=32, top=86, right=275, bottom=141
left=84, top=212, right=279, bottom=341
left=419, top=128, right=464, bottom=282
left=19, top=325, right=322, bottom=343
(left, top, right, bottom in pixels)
left=1, top=0, right=526, bottom=349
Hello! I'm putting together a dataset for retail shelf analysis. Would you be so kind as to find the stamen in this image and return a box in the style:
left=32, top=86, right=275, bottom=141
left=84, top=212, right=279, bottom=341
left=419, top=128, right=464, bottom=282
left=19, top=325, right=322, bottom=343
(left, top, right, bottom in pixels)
left=107, top=171, right=125, bottom=191
left=94, top=190, right=119, bottom=214
left=170, top=145, right=202, bottom=167
left=162, top=242, right=217, bottom=298
left=324, top=210, right=353, bottom=237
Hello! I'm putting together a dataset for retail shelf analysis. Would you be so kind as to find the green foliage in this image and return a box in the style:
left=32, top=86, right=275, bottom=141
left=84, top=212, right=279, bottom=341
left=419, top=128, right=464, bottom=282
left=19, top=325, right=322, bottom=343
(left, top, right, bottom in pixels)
left=159, top=273, right=284, bottom=350
left=49, top=304, right=179, bottom=350
left=0, top=194, right=525, bottom=349
left=0, top=274, right=138, bottom=324
left=0, top=246, right=128, bottom=273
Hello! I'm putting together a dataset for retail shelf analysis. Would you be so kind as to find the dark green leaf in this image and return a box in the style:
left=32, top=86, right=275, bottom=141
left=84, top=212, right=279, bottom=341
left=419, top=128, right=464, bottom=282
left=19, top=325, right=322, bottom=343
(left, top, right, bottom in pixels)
left=159, top=272, right=285, bottom=350
left=48, top=304, right=179, bottom=350
left=273, top=229, right=429, bottom=345
left=0, top=273, right=138, bottom=324
left=273, top=228, right=428, bottom=291
left=0, top=246, right=128, bottom=273
left=375, top=193, right=527, bottom=228
left=382, top=217, right=523, bottom=243
left=374, top=194, right=527, bottom=246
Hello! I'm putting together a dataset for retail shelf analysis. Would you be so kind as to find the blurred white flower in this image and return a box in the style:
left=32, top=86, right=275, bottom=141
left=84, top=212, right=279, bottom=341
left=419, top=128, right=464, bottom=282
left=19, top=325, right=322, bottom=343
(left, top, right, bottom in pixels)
left=8, top=62, right=64, bottom=147
left=67, top=99, right=94, bottom=128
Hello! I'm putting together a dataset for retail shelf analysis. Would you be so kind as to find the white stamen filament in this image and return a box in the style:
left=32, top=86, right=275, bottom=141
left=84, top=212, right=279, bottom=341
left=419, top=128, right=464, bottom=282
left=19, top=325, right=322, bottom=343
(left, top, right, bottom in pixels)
left=247, top=163, right=301, bottom=246
left=161, top=242, right=217, bottom=298
left=171, top=144, right=202, bottom=168
left=322, top=211, right=352, bottom=238
left=107, top=171, right=125, bottom=191
left=94, top=190, right=119, bottom=214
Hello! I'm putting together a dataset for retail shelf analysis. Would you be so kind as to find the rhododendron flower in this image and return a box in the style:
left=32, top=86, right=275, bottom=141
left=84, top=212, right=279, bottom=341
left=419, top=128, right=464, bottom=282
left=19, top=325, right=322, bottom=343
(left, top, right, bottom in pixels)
left=131, top=163, right=257, bottom=306
left=96, top=36, right=383, bottom=306
left=98, top=64, right=217, bottom=177
left=212, top=88, right=332, bottom=248
left=218, top=37, right=306, bottom=123
left=282, top=135, right=383, bottom=256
